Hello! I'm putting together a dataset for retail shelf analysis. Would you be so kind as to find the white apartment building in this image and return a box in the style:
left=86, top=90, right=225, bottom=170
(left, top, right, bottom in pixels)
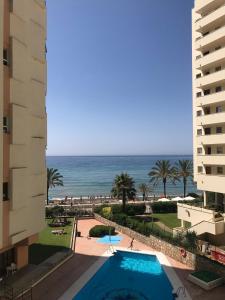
left=177, top=0, right=225, bottom=246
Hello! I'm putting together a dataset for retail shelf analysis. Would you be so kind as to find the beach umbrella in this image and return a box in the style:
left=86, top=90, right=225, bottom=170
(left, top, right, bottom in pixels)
left=157, top=198, right=170, bottom=202
left=171, top=196, right=184, bottom=201
left=184, top=196, right=195, bottom=201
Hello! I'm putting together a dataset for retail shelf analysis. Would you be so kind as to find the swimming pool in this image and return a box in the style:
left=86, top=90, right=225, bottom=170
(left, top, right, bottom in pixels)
left=73, top=250, right=174, bottom=300
left=97, top=235, right=123, bottom=245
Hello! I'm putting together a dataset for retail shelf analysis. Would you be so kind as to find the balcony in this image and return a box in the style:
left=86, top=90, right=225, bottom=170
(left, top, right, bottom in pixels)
left=197, top=133, right=225, bottom=145
left=197, top=154, right=225, bottom=165
left=195, top=90, right=225, bottom=106
left=196, top=111, right=225, bottom=126
left=177, top=203, right=225, bottom=235
left=195, top=69, right=225, bottom=88
left=195, top=46, right=225, bottom=70
left=195, top=25, right=225, bottom=51
left=195, top=0, right=225, bottom=14
left=196, top=174, right=225, bottom=193
left=195, top=5, right=225, bottom=32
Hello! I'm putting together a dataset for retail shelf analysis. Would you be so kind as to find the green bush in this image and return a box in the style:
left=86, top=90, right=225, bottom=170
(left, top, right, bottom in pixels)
left=95, top=204, right=146, bottom=217
left=102, top=207, right=112, bottom=219
left=151, top=202, right=177, bottom=213
left=112, top=213, right=127, bottom=226
left=89, top=225, right=115, bottom=237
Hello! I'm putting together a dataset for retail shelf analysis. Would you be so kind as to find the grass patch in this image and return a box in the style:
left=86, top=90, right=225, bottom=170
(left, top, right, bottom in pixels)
left=191, top=271, right=220, bottom=283
left=151, top=213, right=181, bottom=229
left=29, top=218, right=73, bottom=265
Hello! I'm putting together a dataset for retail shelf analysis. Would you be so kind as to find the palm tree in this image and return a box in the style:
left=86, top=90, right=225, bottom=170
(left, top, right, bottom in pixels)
left=111, top=173, right=136, bottom=212
left=47, top=168, right=64, bottom=205
left=138, top=183, right=151, bottom=201
left=148, top=160, right=177, bottom=198
left=175, top=160, right=193, bottom=198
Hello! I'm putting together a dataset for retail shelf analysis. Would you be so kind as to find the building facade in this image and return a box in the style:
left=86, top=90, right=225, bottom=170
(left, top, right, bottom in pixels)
left=0, top=0, right=47, bottom=275
left=177, top=0, right=225, bottom=244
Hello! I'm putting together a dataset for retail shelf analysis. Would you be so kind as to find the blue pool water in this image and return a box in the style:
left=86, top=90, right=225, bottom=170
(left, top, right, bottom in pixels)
left=97, top=235, right=123, bottom=245
left=74, top=251, right=174, bottom=300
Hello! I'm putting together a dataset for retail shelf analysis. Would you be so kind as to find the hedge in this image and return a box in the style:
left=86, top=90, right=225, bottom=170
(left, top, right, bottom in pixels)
left=89, top=225, right=116, bottom=237
left=94, top=204, right=146, bottom=216
left=151, top=202, right=177, bottom=213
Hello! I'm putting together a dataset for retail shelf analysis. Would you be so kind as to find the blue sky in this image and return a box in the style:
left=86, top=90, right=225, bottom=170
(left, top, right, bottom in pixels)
left=47, top=0, right=194, bottom=156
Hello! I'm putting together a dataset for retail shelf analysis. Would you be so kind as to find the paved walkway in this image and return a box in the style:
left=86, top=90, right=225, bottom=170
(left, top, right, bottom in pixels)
left=31, top=219, right=225, bottom=300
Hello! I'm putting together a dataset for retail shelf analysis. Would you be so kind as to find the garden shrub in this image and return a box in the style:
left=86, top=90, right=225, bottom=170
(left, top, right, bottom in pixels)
left=89, top=225, right=115, bottom=237
left=151, top=202, right=177, bottom=213
left=112, top=213, right=127, bottom=226
left=102, top=207, right=112, bottom=219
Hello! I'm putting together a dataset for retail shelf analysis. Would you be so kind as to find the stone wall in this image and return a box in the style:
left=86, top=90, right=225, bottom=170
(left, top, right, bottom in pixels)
left=94, top=213, right=196, bottom=269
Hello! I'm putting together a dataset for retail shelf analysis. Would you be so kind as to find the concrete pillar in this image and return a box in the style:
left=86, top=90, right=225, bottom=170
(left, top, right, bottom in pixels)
left=181, top=219, right=185, bottom=228
left=16, top=245, right=28, bottom=269
left=203, top=191, right=207, bottom=207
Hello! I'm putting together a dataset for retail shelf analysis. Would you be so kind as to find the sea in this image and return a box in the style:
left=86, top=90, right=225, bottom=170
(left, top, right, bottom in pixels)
left=47, top=155, right=198, bottom=200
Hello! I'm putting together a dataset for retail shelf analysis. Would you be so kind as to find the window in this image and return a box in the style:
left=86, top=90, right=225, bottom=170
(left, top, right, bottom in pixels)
left=215, top=66, right=222, bottom=72
left=216, top=127, right=222, bottom=134
left=203, top=50, right=210, bottom=56
left=3, top=49, right=8, bottom=66
left=197, top=129, right=202, bottom=136
left=203, top=31, right=210, bottom=37
left=197, top=110, right=202, bottom=117
left=196, top=92, right=202, bottom=98
left=205, top=128, right=211, bottom=135
left=3, top=117, right=9, bottom=133
left=216, top=86, right=222, bottom=93
left=217, top=147, right=223, bottom=154
left=215, top=46, right=222, bottom=51
left=204, top=107, right=210, bottom=115
left=204, top=70, right=210, bottom=76
left=206, top=167, right=212, bottom=174
left=198, top=166, right=203, bottom=173
left=217, top=167, right=223, bottom=175
left=3, top=183, right=9, bottom=201
left=196, top=73, right=201, bottom=79
left=197, top=148, right=202, bottom=154
left=204, top=89, right=210, bottom=96
left=216, top=106, right=223, bottom=113
left=206, top=147, right=212, bottom=155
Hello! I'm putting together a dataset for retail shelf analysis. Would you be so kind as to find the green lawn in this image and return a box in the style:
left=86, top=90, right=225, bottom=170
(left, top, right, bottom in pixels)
left=29, top=218, right=73, bottom=265
left=151, top=213, right=181, bottom=229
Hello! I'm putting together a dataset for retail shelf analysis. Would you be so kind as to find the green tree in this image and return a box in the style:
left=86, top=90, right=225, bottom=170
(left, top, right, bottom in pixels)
left=47, top=168, right=64, bottom=205
left=148, top=160, right=177, bottom=198
left=175, top=160, right=193, bottom=197
left=138, top=183, right=151, bottom=201
left=111, top=173, right=136, bottom=212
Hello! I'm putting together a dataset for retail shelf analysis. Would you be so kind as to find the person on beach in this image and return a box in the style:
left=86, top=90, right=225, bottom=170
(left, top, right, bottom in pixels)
left=128, top=238, right=134, bottom=250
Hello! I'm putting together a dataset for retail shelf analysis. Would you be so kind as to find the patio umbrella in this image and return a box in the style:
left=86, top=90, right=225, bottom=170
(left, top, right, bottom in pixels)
left=171, top=196, right=184, bottom=201
left=157, top=198, right=170, bottom=202
left=184, top=196, right=195, bottom=201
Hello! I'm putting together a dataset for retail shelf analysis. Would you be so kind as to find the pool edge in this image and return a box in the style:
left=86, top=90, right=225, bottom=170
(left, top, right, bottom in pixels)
left=58, top=247, right=192, bottom=300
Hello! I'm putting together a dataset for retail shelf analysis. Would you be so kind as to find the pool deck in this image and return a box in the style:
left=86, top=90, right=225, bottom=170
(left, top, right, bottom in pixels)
left=32, top=219, right=225, bottom=300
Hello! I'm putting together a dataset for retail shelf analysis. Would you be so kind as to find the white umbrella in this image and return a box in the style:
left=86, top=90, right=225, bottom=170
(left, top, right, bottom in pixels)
left=157, top=198, right=170, bottom=202
left=184, top=196, right=195, bottom=201
left=171, top=196, right=184, bottom=201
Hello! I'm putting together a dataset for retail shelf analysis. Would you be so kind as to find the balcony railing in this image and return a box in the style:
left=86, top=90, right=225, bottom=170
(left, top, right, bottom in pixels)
left=196, top=45, right=225, bottom=61
left=195, top=24, right=225, bottom=42
left=196, top=88, right=224, bottom=98
left=195, top=4, right=225, bottom=23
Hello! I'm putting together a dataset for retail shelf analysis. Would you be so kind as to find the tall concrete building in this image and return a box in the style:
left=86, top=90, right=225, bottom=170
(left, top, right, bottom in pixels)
left=0, top=0, right=47, bottom=275
left=177, top=0, right=225, bottom=244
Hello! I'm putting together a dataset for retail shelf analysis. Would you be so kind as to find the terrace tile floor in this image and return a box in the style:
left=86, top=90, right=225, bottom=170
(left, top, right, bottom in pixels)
left=31, top=219, right=225, bottom=300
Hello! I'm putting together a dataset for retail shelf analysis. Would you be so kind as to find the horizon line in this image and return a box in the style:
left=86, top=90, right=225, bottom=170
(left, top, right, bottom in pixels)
left=46, top=154, right=193, bottom=157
